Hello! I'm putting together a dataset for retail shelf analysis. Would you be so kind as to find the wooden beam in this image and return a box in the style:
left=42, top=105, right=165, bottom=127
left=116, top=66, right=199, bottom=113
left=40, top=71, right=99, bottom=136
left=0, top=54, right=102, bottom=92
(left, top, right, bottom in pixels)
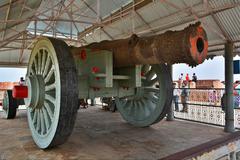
left=2, top=0, right=12, bottom=41
left=78, top=0, right=153, bottom=39
left=0, top=62, right=28, bottom=68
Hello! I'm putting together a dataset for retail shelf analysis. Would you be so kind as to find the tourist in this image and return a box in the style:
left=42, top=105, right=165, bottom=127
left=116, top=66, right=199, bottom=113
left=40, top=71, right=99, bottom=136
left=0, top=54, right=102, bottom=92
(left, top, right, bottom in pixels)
left=19, top=77, right=25, bottom=86
left=179, top=73, right=183, bottom=80
left=209, top=85, right=217, bottom=106
left=173, top=83, right=180, bottom=112
left=185, top=73, right=190, bottom=81
left=178, top=73, right=183, bottom=87
left=180, top=81, right=189, bottom=113
left=185, top=73, right=190, bottom=87
left=192, top=73, right=197, bottom=83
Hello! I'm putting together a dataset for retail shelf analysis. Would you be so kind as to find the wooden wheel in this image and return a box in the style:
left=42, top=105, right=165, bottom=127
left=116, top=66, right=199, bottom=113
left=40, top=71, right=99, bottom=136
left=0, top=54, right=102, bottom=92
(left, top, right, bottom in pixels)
left=25, top=37, right=78, bottom=149
left=2, top=90, right=18, bottom=119
left=116, top=64, right=173, bottom=127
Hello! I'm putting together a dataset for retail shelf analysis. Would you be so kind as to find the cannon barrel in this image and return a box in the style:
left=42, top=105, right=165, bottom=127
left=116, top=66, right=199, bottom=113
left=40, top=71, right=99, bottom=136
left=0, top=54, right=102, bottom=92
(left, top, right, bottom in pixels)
left=71, top=22, right=208, bottom=67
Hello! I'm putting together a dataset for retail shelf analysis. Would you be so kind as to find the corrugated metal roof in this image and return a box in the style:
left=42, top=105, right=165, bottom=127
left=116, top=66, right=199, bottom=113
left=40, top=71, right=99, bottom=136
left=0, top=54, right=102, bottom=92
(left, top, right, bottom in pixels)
left=0, top=0, right=42, bottom=40
left=1, top=0, right=240, bottom=67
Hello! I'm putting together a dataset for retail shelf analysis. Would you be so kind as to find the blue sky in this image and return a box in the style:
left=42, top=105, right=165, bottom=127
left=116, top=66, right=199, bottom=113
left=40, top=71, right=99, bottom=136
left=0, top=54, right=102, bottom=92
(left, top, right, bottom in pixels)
left=0, top=68, right=27, bottom=82
left=173, top=56, right=240, bottom=81
left=0, top=56, right=240, bottom=82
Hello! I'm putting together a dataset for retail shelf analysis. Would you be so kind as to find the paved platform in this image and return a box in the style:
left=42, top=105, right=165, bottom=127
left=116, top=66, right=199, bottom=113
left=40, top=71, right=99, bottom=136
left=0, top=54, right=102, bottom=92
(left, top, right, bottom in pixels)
left=0, top=106, right=229, bottom=160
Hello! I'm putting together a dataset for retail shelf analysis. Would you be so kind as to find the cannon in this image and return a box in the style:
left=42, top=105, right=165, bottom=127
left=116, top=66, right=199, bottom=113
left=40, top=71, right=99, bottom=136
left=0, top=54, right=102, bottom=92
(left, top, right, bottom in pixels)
left=10, top=22, right=208, bottom=149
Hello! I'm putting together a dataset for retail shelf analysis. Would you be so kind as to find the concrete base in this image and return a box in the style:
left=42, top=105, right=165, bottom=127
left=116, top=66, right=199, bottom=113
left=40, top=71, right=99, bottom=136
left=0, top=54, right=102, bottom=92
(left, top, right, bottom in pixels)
left=0, top=107, right=229, bottom=160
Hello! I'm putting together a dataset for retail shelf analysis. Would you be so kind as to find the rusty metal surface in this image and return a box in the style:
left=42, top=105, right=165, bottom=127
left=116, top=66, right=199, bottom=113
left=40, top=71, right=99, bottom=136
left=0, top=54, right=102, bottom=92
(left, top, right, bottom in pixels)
left=72, top=22, right=208, bottom=67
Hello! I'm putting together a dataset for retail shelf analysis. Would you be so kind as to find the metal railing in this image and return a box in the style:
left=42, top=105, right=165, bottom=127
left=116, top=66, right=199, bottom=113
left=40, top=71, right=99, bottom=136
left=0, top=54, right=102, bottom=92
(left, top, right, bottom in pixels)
left=173, top=88, right=240, bottom=128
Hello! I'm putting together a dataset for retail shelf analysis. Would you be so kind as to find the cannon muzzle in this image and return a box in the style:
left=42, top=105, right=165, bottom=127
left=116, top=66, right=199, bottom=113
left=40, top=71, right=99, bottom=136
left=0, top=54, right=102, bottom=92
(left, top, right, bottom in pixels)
left=71, top=22, right=208, bottom=67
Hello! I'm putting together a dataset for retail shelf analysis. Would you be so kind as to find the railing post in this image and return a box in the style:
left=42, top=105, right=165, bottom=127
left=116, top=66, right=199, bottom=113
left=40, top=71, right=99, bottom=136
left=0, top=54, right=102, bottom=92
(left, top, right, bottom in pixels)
left=224, top=41, right=235, bottom=133
left=167, top=65, right=174, bottom=121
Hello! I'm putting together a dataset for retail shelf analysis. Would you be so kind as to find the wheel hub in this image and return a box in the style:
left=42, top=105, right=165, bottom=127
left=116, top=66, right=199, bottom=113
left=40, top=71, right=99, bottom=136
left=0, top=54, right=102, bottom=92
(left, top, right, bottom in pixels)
left=25, top=75, right=45, bottom=109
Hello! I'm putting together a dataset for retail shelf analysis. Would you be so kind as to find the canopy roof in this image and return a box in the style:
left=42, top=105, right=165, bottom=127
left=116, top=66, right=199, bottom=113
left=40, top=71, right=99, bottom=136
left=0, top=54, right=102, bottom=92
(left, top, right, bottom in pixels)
left=0, top=0, right=240, bottom=67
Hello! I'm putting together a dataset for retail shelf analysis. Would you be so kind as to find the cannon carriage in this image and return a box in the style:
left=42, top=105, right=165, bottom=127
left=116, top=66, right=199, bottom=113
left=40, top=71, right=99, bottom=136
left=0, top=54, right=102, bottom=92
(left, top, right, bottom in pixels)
left=2, top=22, right=208, bottom=149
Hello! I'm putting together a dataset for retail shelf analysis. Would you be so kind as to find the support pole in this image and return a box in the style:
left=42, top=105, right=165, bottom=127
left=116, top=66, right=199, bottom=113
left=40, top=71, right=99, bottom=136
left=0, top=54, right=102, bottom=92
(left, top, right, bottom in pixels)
left=90, top=99, right=95, bottom=106
left=224, top=41, right=235, bottom=133
left=167, top=65, right=174, bottom=121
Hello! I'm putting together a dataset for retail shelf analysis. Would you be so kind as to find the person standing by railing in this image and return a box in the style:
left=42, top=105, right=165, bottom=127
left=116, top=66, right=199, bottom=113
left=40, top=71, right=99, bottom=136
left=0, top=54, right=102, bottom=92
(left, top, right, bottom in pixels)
left=179, top=73, right=184, bottom=87
left=192, top=73, right=197, bottom=83
left=208, top=85, right=218, bottom=106
left=173, top=83, right=180, bottom=112
left=186, top=73, right=190, bottom=87
left=180, top=81, right=190, bottom=113
left=186, top=73, right=190, bottom=82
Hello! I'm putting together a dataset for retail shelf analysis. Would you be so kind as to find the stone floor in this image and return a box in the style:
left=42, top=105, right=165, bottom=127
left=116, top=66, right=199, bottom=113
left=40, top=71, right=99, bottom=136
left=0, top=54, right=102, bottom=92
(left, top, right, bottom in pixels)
left=0, top=106, right=229, bottom=160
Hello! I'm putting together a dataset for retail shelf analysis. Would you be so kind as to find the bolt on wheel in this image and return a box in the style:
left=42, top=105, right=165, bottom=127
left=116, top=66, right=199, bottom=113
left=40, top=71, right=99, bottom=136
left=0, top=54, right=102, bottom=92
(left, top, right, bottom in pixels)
left=25, top=37, right=78, bottom=149
left=116, top=64, right=173, bottom=127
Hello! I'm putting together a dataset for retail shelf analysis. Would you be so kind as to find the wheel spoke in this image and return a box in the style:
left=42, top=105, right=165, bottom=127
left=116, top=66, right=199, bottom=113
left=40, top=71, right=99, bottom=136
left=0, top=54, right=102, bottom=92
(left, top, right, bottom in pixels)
left=45, top=83, right=56, bottom=92
left=144, top=87, right=160, bottom=93
left=38, top=51, right=42, bottom=74
left=126, top=101, right=133, bottom=115
left=40, top=109, right=45, bottom=135
left=42, top=107, right=50, bottom=130
left=33, top=58, right=38, bottom=74
left=45, top=94, right=56, bottom=105
left=146, top=69, right=155, bottom=81
left=138, top=101, right=146, bottom=119
left=147, top=100, right=155, bottom=113
left=36, top=109, right=40, bottom=132
left=120, top=99, right=128, bottom=107
left=41, top=50, right=47, bottom=74
left=43, top=55, right=51, bottom=77
left=145, top=77, right=158, bottom=86
left=44, top=102, right=54, bottom=121
left=143, top=104, right=151, bottom=117
left=142, top=65, right=150, bottom=74
left=44, top=66, right=54, bottom=83
left=128, top=105, right=135, bottom=117
left=30, top=65, right=36, bottom=75
left=141, top=99, right=150, bottom=117
left=33, top=110, right=37, bottom=125
left=144, top=93, right=158, bottom=104
left=132, top=101, right=138, bottom=118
